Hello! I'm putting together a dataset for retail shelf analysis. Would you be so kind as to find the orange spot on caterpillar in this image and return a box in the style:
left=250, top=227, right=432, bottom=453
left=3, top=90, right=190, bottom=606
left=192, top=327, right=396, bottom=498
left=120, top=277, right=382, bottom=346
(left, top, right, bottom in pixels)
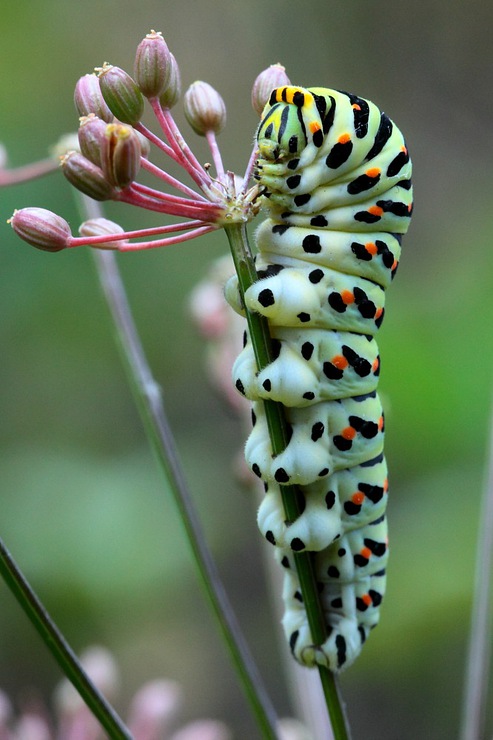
left=378, top=416, right=384, bottom=431
left=341, top=426, right=356, bottom=440
left=331, top=355, right=349, bottom=370
left=401, top=145, right=408, bottom=154
left=408, top=203, right=413, bottom=212
left=365, top=242, right=378, bottom=255
left=372, top=357, right=380, bottom=372
left=361, top=547, right=372, bottom=560
left=338, top=133, right=351, bottom=144
left=340, top=289, right=354, bottom=305
left=352, top=491, right=365, bottom=505
left=352, top=104, right=361, bottom=111
left=366, top=167, right=381, bottom=178
left=391, top=259, right=398, bottom=271
left=383, top=478, right=389, bottom=492
left=375, top=307, right=383, bottom=320
left=362, top=593, right=372, bottom=606
left=368, top=205, right=383, bottom=217
left=309, top=121, right=321, bottom=134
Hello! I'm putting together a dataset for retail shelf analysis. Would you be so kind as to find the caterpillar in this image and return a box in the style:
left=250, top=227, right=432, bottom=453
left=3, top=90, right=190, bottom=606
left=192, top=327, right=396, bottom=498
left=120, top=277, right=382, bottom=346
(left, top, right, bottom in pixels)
left=226, top=85, right=412, bottom=672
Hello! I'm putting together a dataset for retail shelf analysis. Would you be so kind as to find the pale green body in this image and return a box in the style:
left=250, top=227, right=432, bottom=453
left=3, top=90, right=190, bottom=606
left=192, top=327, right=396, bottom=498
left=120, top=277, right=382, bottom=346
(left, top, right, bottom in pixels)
left=228, top=86, right=412, bottom=671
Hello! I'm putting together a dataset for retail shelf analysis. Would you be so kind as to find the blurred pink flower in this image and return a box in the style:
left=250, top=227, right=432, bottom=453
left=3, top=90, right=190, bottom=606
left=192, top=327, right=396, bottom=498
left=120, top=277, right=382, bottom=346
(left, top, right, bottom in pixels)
left=0, top=647, right=230, bottom=740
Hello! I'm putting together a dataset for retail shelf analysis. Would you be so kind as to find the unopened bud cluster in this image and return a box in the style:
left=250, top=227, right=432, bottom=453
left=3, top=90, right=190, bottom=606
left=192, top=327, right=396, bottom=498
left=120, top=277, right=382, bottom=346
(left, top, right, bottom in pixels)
left=11, top=27, right=292, bottom=254
left=65, top=33, right=182, bottom=203
left=71, top=67, right=147, bottom=198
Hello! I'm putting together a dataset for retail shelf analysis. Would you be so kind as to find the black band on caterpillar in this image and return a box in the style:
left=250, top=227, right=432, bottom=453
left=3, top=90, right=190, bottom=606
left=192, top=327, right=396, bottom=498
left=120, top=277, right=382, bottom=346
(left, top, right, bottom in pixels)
left=227, top=86, right=412, bottom=672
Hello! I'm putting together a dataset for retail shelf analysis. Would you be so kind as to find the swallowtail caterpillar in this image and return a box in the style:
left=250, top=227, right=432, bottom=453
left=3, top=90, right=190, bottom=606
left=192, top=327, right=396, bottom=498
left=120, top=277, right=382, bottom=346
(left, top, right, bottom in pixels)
left=226, top=86, right=412, bottom=671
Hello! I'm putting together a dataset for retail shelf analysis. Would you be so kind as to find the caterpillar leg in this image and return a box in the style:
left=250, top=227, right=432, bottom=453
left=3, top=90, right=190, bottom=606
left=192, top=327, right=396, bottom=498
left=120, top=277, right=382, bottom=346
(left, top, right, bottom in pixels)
left=277, top=515, right=388, bottom=672
left=258, top=478, right=343, bottom=552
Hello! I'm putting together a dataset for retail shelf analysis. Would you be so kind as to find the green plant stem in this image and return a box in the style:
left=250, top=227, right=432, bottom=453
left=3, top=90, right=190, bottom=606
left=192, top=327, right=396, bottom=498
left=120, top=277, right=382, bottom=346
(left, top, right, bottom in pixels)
left=79, top=197, right=280, bottom=739
left=0, top=538, right=132, bottom=739
left=225, top=222, right=352, bottom=740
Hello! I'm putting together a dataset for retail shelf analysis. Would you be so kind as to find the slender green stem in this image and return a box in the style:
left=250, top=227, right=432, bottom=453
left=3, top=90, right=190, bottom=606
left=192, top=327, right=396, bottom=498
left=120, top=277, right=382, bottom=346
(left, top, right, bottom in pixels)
left=460, top=411, right=493, bottom=740
left=0, top=538, right=132, bottom=739
left=78, top=197, right=280, bottom=739
left=225, top=222, right=352, bottom=740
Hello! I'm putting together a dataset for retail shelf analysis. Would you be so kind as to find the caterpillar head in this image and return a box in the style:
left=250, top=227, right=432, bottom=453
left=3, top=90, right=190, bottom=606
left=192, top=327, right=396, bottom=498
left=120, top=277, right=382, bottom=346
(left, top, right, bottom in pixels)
left=257, top=86, right=324, bottom=163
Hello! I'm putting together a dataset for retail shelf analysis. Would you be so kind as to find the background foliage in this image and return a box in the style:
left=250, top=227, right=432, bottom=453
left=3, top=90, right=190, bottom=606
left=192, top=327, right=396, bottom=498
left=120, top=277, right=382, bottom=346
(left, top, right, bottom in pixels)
left=1, top=1, right=492, bottom=737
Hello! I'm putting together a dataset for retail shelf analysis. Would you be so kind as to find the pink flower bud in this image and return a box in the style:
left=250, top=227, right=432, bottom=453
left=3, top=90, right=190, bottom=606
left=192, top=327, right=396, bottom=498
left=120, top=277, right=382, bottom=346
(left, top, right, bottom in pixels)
left=159, top=53, right=181, bottom=109
left=183, top=81, right=226, bottom=135
left=101, top=123, right=141, bottom=189
left=74, top=73, right=114, bottom=122
left=79, top=217, right=128, bottom=249
left=61, top=151, right=115, bottom=201
left=15, top=714, right=51, bottom=740
left=9, top=207, right=71, bottom=251
left=251, top=64, right=291, bottom=115
left=97, top=63, right=145, bottom=125
left=134, top=30, right=172, bottom=99
left=78, top=114, right=107, bottom=166
left=127, top=679, right=182, bottom=738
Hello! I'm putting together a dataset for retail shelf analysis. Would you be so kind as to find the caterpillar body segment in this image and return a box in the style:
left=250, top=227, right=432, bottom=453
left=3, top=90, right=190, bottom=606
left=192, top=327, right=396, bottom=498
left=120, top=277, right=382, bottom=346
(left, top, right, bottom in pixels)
left=243, top=266, right=386, bottom=332
left=278, top=513, right=388, bottom=672
left=255, top=220, right=401, bottom=288
left=228, top=85, right=412, bottom=671
left=258, top=455, right=388, bottom=552
left=234, top=325, right=380, bottom=407
left=246, top=392, right=385, bottom=487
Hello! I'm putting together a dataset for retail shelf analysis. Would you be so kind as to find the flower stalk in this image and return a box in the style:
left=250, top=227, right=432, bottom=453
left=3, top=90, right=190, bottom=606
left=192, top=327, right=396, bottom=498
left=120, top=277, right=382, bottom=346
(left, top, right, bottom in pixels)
left=140, top=156, right=208, bottom=199
left=147, top=100, right=213, bottom=191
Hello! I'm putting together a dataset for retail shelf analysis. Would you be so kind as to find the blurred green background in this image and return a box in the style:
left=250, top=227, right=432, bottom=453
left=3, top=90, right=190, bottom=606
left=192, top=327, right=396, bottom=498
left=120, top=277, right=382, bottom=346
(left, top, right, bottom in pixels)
left=1, top=1, right=492, bottom=738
